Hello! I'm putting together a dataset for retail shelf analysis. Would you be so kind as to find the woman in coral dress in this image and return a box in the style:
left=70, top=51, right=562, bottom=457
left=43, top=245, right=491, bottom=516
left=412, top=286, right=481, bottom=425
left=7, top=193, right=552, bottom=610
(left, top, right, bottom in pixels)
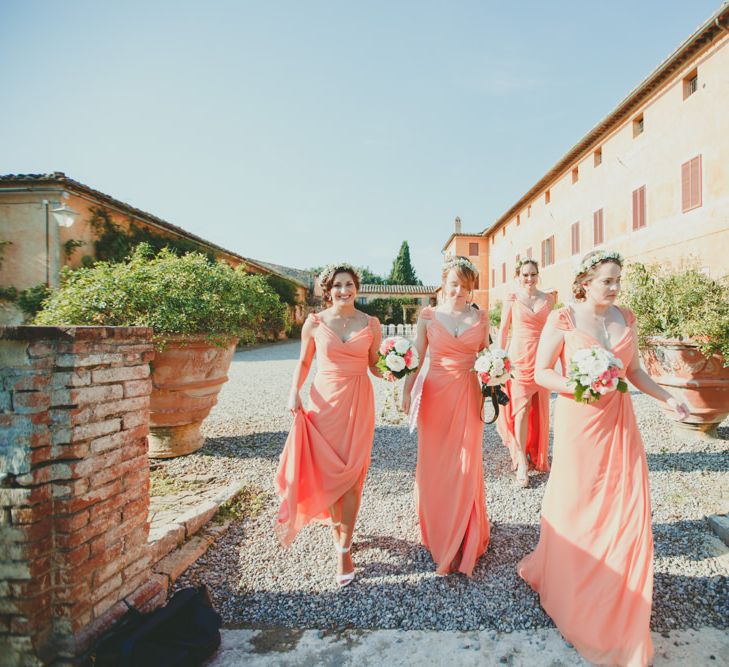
left=402, top=256, right=490, bottom=576
left=275, top=264, right=382, bottom=587
left=496, top=259, right=554, bottom=486
left=518, top=250, right=689, bottom=666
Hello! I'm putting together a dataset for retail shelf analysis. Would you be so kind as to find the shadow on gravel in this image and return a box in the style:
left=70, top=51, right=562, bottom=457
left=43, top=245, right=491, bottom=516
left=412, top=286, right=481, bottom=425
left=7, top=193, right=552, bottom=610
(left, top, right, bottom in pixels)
left=200, top=432, right=287, bottom=460
left=653, top=519, right=728, bottom=561
left=646, top=451, right=729, bottom=472
left=652, top=572, right=729, bottom=631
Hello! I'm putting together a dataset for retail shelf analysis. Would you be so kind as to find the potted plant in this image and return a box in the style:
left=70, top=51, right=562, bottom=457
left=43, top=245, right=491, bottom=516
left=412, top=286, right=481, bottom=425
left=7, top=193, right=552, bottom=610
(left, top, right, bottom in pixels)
left=622, top=262, right=729, bottom=437
left=36, top=244, right=288, bottom=456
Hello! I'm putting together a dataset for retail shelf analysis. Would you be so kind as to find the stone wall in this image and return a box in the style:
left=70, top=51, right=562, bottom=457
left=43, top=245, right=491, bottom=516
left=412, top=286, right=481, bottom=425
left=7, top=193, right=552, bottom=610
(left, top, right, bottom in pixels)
left=0, top=326, right=167, bottom=666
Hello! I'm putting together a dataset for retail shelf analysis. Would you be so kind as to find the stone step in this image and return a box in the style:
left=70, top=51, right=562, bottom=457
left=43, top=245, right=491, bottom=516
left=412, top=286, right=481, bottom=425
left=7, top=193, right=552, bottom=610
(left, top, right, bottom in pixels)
left=147, top=481, right=245, bottom=583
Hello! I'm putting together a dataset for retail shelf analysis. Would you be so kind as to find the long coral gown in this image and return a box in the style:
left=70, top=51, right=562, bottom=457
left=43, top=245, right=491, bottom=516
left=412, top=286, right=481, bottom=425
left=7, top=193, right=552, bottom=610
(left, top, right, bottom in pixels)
left=518, top=307, right=654, bottom=667
left=496, top=293, right=554, bottom=471
left=275, top=313, right=380, bottom=546
left=416, top=306, right=490, bottom=576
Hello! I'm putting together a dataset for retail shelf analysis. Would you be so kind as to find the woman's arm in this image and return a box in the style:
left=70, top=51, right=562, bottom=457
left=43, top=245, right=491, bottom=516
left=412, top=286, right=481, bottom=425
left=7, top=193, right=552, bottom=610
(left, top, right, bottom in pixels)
left=402, top=316, right=430, bottom=412
left=625, top=332, right=690, bottom=419
left=286, top=317, right=317, bottom=414
left=498, top=300, right=513, bottom=350
left=534, top=324, right=571, bottom=394
left=368, top=317, right=384, bottom=378
left=481, top=312, right=491, bottom=351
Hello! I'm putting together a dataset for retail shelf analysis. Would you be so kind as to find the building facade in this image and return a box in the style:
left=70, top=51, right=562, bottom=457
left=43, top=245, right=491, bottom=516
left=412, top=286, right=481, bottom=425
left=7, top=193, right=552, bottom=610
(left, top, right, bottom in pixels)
left=475, top=5, right=729, bottom=309
left=0, top=173, right=310, bottom=323
left=441, top=217, right=490, bottom=309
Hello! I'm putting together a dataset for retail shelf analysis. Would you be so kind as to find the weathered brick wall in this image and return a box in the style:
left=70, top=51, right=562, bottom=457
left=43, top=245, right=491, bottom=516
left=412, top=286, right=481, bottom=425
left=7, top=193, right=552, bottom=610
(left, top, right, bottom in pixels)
left=0, top=326, right=167, bottom=666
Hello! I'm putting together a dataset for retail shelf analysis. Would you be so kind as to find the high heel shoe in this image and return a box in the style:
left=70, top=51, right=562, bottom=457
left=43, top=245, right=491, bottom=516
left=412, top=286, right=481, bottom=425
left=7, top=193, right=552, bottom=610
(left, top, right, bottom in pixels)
left=515, top=462, right=529, bottom=488
left=334, top=543, right=355, bottom=587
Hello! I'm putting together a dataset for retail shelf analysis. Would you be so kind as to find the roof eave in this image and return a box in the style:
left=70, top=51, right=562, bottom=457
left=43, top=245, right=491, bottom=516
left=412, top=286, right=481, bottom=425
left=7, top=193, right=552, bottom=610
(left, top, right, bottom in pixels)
left=484, top=4, right=729, bottom=237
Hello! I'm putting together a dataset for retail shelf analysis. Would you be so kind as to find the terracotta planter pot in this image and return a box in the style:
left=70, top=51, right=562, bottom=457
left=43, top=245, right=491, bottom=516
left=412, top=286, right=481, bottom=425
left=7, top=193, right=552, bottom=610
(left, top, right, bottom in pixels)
left=641, top=337, right=729, bottom=438
left=148, top=335, right=237, bottom=457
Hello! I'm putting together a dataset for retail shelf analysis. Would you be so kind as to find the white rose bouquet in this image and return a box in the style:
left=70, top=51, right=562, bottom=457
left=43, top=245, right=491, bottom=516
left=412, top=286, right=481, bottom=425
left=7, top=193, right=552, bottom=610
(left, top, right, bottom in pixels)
left=472, top=347, right=512, bottom=423
left=376, top=336, right=419, bottom=381
left=567, top=346, right=628, bottom=404
left=473, top=347, right=512, bottom=387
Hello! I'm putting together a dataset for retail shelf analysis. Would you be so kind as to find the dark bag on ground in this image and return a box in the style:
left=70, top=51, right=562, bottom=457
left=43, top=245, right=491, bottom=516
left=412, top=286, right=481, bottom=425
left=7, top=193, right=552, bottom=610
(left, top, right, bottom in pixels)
left=93, top=586, right=222, bottom=667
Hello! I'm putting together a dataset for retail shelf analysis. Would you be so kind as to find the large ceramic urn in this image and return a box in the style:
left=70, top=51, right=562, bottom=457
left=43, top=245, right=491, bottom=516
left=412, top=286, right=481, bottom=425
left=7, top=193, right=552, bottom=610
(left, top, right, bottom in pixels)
left=641, top=337, right=729, bottom=438
left=148, top=335, right=237, bottom=457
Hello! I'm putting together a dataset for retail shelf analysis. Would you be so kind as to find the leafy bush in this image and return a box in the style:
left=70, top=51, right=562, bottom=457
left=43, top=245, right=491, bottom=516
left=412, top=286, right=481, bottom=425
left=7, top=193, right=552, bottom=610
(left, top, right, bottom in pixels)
left=358, top=297, right=417, bottom=325
left=35, top=244, right=288, bottom=348
left=264, top=274, right=299, bottom=306
left=488, top=300, right=502, bottom=329
left=621, top=262, right=729, bottom=363
left=88, top=207, right=214, bottom=263
left=17, top=284, right=52, bottom=318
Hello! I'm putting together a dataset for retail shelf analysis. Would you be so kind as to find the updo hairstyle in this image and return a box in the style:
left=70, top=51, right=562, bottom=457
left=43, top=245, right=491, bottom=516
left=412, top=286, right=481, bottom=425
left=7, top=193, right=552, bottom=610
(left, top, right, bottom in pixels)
left=318, top=263, right=361, bottom=304
left=514, top=258, right=539, bottom=278
left=572, top=250, right=623, bottom=301
left=441, top=256, right=478, bottom=291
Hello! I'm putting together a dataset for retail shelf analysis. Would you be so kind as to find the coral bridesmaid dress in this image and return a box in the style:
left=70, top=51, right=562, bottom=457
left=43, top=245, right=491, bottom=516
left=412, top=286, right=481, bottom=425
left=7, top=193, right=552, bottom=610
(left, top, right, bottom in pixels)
left=416, top=306, right=490, bottom=576
left=275, top=313, right=380, bottom=546
left=518, top=307, right=654, bottom=667
left=496, top=293, right=554, bottom=471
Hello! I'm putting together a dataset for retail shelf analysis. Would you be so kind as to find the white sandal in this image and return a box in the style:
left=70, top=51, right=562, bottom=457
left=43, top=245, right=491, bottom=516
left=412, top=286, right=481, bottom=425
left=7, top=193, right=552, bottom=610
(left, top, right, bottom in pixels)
left=515, top=462, right=529, bottom=488
left=334, top=543, right=355, bottom=587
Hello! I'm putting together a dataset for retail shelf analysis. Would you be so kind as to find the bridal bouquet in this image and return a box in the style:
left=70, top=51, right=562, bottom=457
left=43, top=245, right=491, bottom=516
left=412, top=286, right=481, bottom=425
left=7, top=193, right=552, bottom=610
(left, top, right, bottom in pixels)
left=473, top=348, right=512, bottom=423
left=376, top=336, right=419, bottom=381
left=473, top=347, right=512, bottom=387
left=567, top=346, right=628, bottom=404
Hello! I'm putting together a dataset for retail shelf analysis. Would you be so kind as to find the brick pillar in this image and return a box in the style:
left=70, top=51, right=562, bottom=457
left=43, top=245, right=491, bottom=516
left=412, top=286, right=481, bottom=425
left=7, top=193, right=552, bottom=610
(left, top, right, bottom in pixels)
left=0, top=326, right=168, bottom=666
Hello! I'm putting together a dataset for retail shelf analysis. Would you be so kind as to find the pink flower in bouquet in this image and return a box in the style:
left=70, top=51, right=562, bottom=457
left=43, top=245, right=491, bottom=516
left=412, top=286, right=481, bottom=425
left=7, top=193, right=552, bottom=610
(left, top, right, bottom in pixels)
left=478, top=371, right=491, bottom=384
left=404, top=349, right=413, bottom=367
left=379, top=338, right=396, bottom=355
left=504, top=359, right=511, bottom=373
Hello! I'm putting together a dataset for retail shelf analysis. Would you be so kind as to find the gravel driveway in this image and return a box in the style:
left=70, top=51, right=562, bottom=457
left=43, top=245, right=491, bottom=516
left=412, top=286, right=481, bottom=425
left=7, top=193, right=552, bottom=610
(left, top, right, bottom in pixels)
left=169, top=341, right=729, bottom=634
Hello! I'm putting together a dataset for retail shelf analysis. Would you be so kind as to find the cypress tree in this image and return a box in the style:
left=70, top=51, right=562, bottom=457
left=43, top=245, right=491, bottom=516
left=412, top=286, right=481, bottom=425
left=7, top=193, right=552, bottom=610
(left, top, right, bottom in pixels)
left=388, top=241, right=421, bottom=285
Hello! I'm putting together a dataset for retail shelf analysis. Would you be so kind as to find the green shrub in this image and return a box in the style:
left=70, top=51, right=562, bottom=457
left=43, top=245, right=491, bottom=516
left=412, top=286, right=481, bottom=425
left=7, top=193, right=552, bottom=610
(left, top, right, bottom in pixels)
left=621, top=262, right=729, bottom=363
left=264, top=274, right=299, bottom=306
left=358, top=297, right=417, bottom=325
left=17, top=284, right=52, bottom=318
left=35, top=244, right=288, bottom=348
left=488, top=300, right=502, bottom=329
left=0, top=286, right=18, bottom=302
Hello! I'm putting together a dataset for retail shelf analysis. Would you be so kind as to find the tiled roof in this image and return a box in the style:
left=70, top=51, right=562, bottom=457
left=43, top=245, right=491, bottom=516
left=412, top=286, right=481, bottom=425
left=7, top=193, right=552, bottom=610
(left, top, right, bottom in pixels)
left=255, top=260, right=314, bottom=289
left=441, top=231, right=484, bottom=252
left=0, top=172, right=308, bottom=291
left=360, top=284, right=438, bottom=295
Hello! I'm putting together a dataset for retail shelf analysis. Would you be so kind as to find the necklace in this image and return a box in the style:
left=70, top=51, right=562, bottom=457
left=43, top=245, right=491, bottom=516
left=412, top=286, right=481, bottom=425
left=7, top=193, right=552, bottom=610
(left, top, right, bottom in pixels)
left=592, top=312, right=610, bottom=346
left=332, top=311, right=358, bottom=328
left=440, top=307, right=470, bottom=336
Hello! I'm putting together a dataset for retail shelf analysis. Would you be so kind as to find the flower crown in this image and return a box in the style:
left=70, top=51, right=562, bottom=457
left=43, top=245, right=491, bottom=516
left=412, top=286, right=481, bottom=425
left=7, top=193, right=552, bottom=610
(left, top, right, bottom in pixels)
left=442, top=256, right=478, bottom=275
left=575, top=250, right=623, bottom=276
left=516, top=257, right=539, bottom=270
left=318, top=262, right=361, bottom=289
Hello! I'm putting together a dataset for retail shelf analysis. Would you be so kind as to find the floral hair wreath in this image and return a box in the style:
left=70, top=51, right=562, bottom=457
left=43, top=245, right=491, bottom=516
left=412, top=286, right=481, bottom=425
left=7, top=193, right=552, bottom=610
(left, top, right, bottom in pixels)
left=442, top=256, right=479, bottom=275
left=516, top=257, right=539, bottom=271
left=317, top=262, right=361, bottom=289
left=574, top=250, right=624, bottom=276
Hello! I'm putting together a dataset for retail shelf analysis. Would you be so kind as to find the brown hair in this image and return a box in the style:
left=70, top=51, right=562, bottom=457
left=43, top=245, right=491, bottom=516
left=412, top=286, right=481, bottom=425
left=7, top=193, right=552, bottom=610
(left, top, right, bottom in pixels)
left=321, top=266, right=361, bottom=303
left=572, top=251, right=623, bottom=301
left=441, top=257, right=478, bottom=291
left=515, top=258, right=539, bottom=278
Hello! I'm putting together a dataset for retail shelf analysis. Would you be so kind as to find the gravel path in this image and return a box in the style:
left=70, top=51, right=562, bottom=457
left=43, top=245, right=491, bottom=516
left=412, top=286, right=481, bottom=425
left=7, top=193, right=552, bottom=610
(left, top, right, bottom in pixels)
left=168, top=341, right=729, bottom=633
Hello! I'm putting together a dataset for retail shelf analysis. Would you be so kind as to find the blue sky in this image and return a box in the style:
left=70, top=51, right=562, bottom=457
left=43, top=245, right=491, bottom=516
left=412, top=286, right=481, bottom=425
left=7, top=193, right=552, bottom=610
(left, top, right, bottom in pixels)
left=0, top=1, right=722, bottom=284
